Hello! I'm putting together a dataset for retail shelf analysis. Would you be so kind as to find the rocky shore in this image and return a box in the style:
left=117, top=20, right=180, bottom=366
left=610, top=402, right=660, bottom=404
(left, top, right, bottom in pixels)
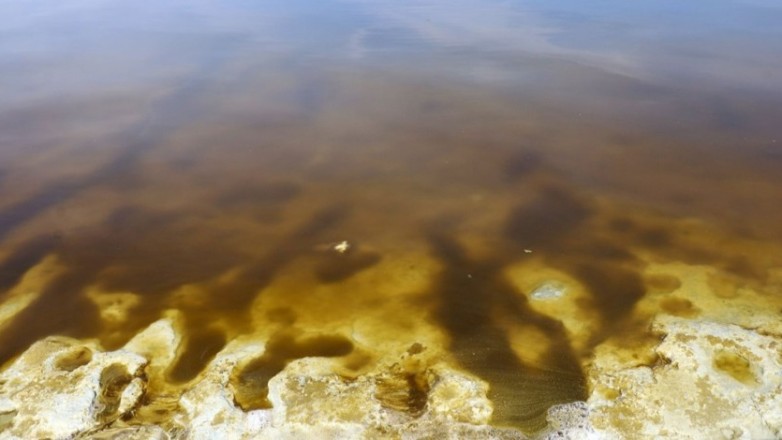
left=2, top=262, right=780, bottom=440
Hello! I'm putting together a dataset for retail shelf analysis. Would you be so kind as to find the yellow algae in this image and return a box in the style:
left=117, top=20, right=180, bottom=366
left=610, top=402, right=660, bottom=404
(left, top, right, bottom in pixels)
left=712, top=350, right=757, bottom=385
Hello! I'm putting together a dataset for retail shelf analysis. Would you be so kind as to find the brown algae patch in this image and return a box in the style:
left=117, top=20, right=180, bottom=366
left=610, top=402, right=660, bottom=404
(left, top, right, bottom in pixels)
left=230, top=332, right=354, bottom=410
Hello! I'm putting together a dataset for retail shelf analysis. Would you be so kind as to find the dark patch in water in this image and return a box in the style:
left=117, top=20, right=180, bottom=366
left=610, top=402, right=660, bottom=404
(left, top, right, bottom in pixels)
left=0, top=183, right=83, bottom=242
left=505, top=186, right=593, bottom=249
left=587, top=240, right=636, bottom=261
left=608, top=216, right=635, bottom=233
left=0, top=202, right=349, bottom=367
left=168, top=328, right=227, bottom=383
left=201, top=204, right=349, bottom=317
left=315, top=249, right=382, bottom=283
left=0, top=270, right=102, bottom=365
left=0, top=235, right=58, bottom=294
left=230, top=332, right=354, bottom=410
left=722, top=256, right=763, bottom=280
left=634, top=227, right=672, bottom=249
left=504, top=151, right=543, bottom=182
left=216, top=181, right=301, bottom=220
left=265, top=307, right=298, bottom=325
left=427, top=231, right=586, bottom=432
left=645, top=274, right=682, bottom=293
left=572, top=263, right=645, bottom=343
left=97, top=207, right=240, bottom=296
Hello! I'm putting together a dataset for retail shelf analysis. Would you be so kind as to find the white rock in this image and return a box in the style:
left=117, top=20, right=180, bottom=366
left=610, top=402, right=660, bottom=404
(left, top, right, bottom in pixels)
left=0, top=337, right=147, bottom=440
left=180, top=345, right=517, bottom=439
left=588, top=317, right=782, bottom=439
left=123, top=317, right=181, bottom=375
left=425, top=367, right=493, bottom=424
left=540, top=401, right=613, bottom=440
left=178, top=343, right=272, bottom=440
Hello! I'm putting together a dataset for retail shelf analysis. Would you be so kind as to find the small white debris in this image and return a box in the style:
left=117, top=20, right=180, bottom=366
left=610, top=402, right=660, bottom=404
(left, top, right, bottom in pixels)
left=333, top=241, right=350, bottom=254
left=524, top=249, right=533, bottom=254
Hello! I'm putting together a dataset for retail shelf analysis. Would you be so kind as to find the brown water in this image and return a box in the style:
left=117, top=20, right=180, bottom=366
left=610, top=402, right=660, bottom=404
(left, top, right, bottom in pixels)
left=1, top=0, right=781, bottom=433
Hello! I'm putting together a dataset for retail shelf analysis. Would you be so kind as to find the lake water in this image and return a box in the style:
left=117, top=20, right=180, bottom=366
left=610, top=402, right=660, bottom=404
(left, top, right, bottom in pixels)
left=1, top=0, right=781, bottom=433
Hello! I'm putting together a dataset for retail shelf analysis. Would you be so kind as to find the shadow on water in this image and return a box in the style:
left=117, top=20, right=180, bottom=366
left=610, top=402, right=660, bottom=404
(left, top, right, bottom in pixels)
left=427, top=228, right=587, bottom=432
left=0, top=34, right=247, bottom=242
left=0, top=235, right=59, bottom=295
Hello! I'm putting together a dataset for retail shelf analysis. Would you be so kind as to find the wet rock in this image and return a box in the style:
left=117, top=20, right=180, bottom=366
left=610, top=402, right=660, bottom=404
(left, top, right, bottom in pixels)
left=178, top=343, right=271, bottom=439
left=588, top=317, right=782, bottom=439
left=180, top=341, right=513, bottom=439
left=24, top=311, right=774, bottom=439
left=540, top=401, right=603, bottom=440
left=123, top=316, right=181, bottom=377
left=2, top=307, right=779, bottom=440
left=0, top=321, right=584, bottom=439
left=0, top=337, right=147, bottom=439
left=0, top=256, right=60, bottom=336
left=424, top=367, right=493, bottom=424
left=263, top=357, right=519, bottom=439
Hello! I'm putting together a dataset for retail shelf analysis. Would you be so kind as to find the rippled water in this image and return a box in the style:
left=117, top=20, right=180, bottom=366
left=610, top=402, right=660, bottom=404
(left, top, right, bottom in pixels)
left=1, top=0, right=781, bottom=433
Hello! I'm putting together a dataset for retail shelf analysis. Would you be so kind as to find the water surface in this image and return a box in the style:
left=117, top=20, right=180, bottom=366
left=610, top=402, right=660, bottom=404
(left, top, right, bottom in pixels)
left=1, top=0, right=781, bottom=433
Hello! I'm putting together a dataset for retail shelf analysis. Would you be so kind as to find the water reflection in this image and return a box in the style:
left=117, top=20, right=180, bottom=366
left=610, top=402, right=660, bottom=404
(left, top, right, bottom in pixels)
left=0, top=0, right=781, bottom=434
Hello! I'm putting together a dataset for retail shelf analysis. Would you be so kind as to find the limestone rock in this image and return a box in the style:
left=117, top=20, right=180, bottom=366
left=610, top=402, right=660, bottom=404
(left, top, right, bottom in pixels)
left=178, top=341, right=515, bottom=439
left=0, top=337, right=147, bottom=440
left=123, top=317, right=181, bottom=376
left=263, top=357, right=521, bottom=439
left=425, top=367, right=493, bottom=425
left=178, top=343, right=272, bottom=440
left=0, top=321, right=534, bottom=439
left=588, top=317, right=782, bottom=439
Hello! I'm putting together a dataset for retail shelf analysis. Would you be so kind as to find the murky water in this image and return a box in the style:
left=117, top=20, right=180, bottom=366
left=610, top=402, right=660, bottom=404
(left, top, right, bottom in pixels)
left=1, top=0, right=781, bottom=433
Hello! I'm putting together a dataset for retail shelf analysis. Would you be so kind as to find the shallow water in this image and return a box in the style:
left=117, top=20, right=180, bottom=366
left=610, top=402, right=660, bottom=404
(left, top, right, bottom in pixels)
left=1, top=0, right=781, bottom=433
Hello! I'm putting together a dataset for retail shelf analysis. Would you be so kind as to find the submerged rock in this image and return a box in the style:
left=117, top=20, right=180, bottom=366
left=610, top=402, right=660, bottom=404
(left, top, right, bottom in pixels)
left=530, top=282, right=567, bottom=300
